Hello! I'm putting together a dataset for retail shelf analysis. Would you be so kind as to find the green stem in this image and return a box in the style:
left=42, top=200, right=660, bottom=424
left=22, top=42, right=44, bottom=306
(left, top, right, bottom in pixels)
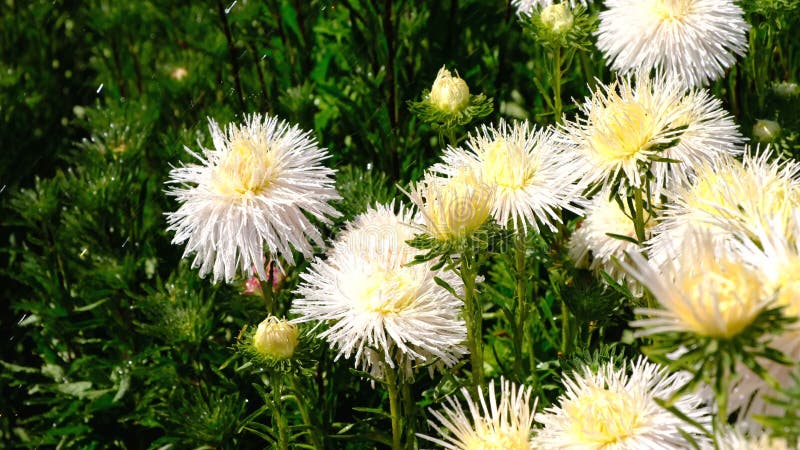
left=272, top=377, right=289, bottom=450
left=401, top=381, right=416, bottom=449
left=631, top=187, right=646, bottom=245
left=384, top=364, right=403, bottom=450
left=513, top=231, right=530, bottom=383
left=461, top=247, right=484, bottom=392
left=561, top=300, right=571, bottom=355
left=290, top=374, right=324, bottom=450
left=262, top=261, right=275, bottom=314
left=552, top=46, right=563, bottom=123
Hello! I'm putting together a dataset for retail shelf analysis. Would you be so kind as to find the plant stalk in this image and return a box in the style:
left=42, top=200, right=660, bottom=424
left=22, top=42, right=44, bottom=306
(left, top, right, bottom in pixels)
left=384, top=364, right=403, bottom=450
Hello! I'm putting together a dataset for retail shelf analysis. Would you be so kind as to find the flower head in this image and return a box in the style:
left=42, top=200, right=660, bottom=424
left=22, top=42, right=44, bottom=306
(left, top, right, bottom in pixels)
left=291, top=203, right=466, bottom=379
left=753, top=119, right=781, bottom=143
left=433, top=120, right=584, bottom=232
left=253, top=316, right=299, bottom=360
left=419, top=378, right=537, bottom=450
left=648, top=151, right=800, bottom=269
left=627, top=229, right=772, bottom=339
left=532, top=357, right=711, bottom=449
left=596, top=0, right=749, bottom=88
left=540, top=4, right=574, bottom=34
left=430, top=66, right=470, bottom=113
left=406, top=168, right=493, bottom=241
left=165, top=114, right=341, bottom=283
left=562, top=71, right=742, bottom=192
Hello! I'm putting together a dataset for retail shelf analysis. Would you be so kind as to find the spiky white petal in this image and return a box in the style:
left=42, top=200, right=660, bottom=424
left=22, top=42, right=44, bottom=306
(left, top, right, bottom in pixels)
left=291, top=203, right=466, bottom=380
left=432, top=120, right=585, bottom=233
left=165, top=114, right=341, bottom=283
left=562, top=71, right=742, bottom=194
left=596, top=0, right=749, bottom=88
left=533, top=357, right=711, bottom=449
left=419, top=378, right=537, bottom=450
left=716, top=426, right=795, bottom=450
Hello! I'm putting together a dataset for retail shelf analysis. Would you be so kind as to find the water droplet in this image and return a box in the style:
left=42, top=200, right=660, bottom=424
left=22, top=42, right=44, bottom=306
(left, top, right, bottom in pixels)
left=225, top=0, right=237, bottom=14
left=96, top=83, right=104, bottom=94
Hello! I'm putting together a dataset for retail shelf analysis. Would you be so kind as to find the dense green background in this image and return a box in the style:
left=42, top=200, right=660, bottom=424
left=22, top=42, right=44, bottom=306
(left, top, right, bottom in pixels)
left=2, top=0, right=798, bottom=448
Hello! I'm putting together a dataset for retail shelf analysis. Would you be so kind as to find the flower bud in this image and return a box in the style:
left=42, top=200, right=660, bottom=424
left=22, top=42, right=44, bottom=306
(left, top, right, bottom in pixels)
left=429, top=66, right=470, bottom=113
left=170, top=67, right=188, bottom=81
left=773, top=81, right=799, bottom=98
left=753, top=119, right=781, bottom=143
left=540, top=4, right=574, bottom=35
left=253, top=316, right=299, bottom=359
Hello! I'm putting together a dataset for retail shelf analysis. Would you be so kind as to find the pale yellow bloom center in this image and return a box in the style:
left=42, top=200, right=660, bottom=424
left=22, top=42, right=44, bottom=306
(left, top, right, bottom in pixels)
left=355, top=267, right=418, bottom=315
left=775, top=258, right=800, bottom=319
left=463, top=426, right=530, bottom=450
left=651, top=0, right=691, bottom=21
left=213, top=135, right=279, bottom=198
left=564, top=387, right=639, bottom=446
left=481, top=138, right=535, bottom=190
left=253, top=317, right=299, bottom=359
left=590, top=95, right=656, bottom=162
left=675, top=259, right=766, bottom=338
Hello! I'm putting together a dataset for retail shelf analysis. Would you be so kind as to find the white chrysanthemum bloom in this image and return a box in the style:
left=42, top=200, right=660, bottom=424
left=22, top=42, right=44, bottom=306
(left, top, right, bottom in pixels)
left=419, top=378, right=537, bottom=450
left=627, top=228, right=772, bottom=339
left=596, top=0, right=749, bottom=88
left=648, top=151, right=800, bottom=269
left=432, top=120, right=584, bottom=233
left=430, top=66, right=470, bottom=113
left=569, top=192, right=652, bottom=295
left=165, top=114, right=341, bottom=283
left=532, top=357, right=711, bottom=449
left=561, top=71, right=743, bottom=193
left=291, top=203, right=467, bottom=379
left=513, top=0, right=590, bottom=17
left=716, top=427, right=795, bottom=450
left=722, top=214, right=800, bottom=426
left=406, top=168, right=494, bottom=241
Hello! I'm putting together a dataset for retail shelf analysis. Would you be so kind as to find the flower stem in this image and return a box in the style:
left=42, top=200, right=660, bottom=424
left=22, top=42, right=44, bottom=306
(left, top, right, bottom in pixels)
left=262, top=261, right=275, bottom=314
left=461, top=247, right=484, bottom=392
left=552, top=46, right=563, bottom=123
left=272, top=376, right=289, bottom=450
left=401, top=381, right=416, bottom=449
left=631, top=187, right=647, bottom=244
left=513, top=231, right=532, bottom=385
left=384, top=364, right=403, bottom=450
left=289, top=374, right=324, bottom=450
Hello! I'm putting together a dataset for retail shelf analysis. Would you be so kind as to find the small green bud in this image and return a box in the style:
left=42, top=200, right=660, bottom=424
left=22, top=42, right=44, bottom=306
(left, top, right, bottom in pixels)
left=540, top=4, right=574, bottom=35
left=753, top=119, right=781, bottom=143
left=429, top=66, right=470, bottom=113
left=253, top=316, right=299, bottom=360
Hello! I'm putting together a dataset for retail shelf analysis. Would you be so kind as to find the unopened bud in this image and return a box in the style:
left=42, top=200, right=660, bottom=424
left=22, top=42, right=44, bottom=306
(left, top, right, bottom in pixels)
left=541, top=4, right=574, bottom=35
left=753, top=119, right=781, bottom=143
left=253, top=316, right=299, bottom=359
left=429, top=66, right=470, bottom=113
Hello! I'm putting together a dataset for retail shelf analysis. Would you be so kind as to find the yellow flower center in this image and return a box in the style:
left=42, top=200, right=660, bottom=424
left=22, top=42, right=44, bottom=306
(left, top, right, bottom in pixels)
left=481, top=138, right=535, bottom=190
left=775, top=258, right=800, bottom=319
left=589, top=94, right=656, bottom=162
left=675, top=258, right=766, bottom=338
left=565, top=387, right=639, bottom=446
left=651, top=0, right=691, bottom=21
left=355, top=268, right=418, bottom=315
left=213, top=136, right=279, bottom=198
left=463, top=426, right=530, bottom=450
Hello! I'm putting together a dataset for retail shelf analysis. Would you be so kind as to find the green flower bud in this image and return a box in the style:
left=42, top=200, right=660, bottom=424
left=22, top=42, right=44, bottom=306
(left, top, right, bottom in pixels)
left=429, top=66, right=470, bottom=113
left=541, top=4, right=574, bottom=35
left=253, top=316, right=299, bottom=360
left=753, top=119, right=781, bottom=143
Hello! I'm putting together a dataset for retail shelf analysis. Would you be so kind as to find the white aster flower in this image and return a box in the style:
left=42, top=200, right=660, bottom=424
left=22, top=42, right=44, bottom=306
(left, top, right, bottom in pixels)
left=513, top=0, right=590, bottom=17
left=562, top=71, right=742, bottom=194
left=596, top=0, right=749, bottom=88
left=165, top=114, right=341, bottom=283
left=648, top=151, right=800, bottom=269
left=291, top=203, right=467, bottom=380
left=627, top=228, right=772, bottom=339
left=432, top=120, right=584, bottom=233
left=419, top=378, right=537, bottom=450
left=569, top=192, right=652, bottom=295
left=532, top=357, right=711, bottom=449
left=722, top=214, right=800, bottom=426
